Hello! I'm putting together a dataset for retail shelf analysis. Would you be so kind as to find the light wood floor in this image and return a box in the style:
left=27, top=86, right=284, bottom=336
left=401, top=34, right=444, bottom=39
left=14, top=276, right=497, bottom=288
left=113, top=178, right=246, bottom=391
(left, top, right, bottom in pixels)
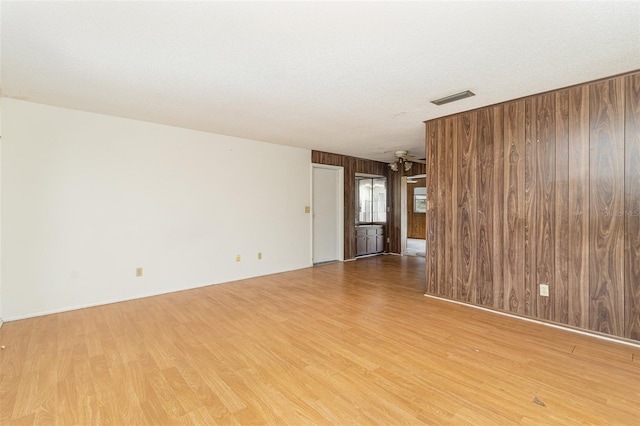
left=1, top=256, right=639, bottom=425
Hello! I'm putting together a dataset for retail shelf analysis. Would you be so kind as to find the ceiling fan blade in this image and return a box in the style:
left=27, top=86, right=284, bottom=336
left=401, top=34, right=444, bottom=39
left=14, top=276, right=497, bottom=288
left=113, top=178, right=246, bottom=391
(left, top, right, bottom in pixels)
left=403, top=155, right=427, bottom=165
left=400, top=151, right=427, bottom=164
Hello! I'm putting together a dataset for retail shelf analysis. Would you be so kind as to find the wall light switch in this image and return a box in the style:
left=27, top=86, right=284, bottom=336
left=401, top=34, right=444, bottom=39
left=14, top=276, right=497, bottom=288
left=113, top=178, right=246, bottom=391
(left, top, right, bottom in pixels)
left=136, top=267, right=143, bottom=277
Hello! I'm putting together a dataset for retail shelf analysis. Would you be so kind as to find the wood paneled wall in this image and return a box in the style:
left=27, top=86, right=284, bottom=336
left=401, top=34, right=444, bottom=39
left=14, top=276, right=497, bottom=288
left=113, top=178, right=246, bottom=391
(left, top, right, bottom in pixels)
left=311, top=151, right=388, bottom=259
left=425, top=71, right=640, bottom=342
left=407, top=178, right=427, bottom=239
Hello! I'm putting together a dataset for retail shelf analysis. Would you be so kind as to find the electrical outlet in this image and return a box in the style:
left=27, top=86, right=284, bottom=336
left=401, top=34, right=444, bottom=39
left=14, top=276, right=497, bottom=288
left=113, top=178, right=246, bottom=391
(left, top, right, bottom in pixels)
left=136, top=267, right=143, bottom=277
left=258, top=252, right=262, bottom=260
left=235, top=255, right=241, bottom=262
left=305, top=206, right=311, bottom=213
left=539, top=283, right=549, bottom=297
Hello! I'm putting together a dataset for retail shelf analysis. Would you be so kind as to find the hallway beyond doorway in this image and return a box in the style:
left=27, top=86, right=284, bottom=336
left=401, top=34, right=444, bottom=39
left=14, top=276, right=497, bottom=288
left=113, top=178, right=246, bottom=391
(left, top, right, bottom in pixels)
left=406, top=238, right=425, bottom=257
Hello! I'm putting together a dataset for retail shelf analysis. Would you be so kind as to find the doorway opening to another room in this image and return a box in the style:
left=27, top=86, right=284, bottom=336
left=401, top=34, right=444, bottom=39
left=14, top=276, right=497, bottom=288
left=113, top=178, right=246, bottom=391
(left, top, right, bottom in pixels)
left=401, top=174, right=426, bottom=257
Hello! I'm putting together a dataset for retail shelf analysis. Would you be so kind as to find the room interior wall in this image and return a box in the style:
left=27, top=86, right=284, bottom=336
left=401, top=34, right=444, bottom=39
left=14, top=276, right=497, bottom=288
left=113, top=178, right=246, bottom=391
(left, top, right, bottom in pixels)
left=424, top=70, right=640, bottom=342
left=0, top=98, right=3, bottom=326
left=1, top=99, right=312, bottom=321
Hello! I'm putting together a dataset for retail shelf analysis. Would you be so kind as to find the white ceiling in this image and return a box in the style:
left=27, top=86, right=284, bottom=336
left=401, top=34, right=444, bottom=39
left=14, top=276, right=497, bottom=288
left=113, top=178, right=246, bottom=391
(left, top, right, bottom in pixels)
left=2, top=1, right=640, bottom=162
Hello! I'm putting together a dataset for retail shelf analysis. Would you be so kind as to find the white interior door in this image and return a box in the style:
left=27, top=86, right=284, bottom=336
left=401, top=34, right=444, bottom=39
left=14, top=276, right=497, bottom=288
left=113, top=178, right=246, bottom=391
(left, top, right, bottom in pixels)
left=312, top=165, right=343, bottom=264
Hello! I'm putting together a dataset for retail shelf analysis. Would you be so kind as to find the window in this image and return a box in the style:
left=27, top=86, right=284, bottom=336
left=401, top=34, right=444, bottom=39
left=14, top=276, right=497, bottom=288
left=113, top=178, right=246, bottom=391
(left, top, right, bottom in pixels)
left=414, top=187, right=426, bottom=213
left=356, top=177, right=387, bottom=224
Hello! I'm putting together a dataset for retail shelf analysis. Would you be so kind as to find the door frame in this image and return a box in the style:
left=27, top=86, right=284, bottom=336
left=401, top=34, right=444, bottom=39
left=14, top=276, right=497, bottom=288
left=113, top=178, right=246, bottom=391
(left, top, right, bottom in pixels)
left=401, top=176, right=408, bottom=255
left=311, top=164, right=344, bottom=264
left=401, top=173, right=427, bottom=256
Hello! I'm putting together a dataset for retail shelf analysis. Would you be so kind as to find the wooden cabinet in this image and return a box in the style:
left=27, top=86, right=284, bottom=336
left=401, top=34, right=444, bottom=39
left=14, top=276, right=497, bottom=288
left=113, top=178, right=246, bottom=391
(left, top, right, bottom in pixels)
left=356, top=225, right=385, bottom=256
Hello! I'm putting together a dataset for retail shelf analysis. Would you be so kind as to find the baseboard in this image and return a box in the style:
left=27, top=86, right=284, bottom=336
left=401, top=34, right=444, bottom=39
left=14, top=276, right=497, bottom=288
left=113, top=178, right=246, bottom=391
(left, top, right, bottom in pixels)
left=2, top=287, right=213, bottom=323
left=2, top=266, right=312, bottom=323
left=313, top=260, right=339, bottom=266
left=424, top=293, right=640, bottom=349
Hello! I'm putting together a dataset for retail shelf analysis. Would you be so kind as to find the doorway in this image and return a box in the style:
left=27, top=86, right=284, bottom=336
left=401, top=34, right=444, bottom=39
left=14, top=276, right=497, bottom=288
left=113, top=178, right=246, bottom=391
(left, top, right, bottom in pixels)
left=401, top=174, right=427, bottom=257
left=312, top=165, right=344, bottom=264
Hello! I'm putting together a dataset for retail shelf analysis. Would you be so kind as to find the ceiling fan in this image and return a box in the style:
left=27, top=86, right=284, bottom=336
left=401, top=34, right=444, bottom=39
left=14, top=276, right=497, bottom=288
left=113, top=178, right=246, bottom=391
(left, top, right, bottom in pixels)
left=388, top=150, right=426, bottom=172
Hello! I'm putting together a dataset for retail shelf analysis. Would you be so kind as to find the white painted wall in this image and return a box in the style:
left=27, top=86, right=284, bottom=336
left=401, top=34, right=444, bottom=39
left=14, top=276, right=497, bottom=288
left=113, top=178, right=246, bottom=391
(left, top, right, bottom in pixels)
left=1, top=99, right=312, bottom=320
left=0, top=97, right=3, bottom=326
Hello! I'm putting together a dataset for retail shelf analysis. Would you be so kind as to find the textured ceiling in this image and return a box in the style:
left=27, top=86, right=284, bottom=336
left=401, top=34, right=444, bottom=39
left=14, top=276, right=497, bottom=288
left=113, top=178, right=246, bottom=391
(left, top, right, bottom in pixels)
left=2, top=1, right=640, bottom=162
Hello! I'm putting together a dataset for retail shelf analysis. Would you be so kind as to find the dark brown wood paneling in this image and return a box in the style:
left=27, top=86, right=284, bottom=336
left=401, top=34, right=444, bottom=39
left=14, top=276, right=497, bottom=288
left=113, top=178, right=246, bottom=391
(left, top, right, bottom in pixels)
left=492, top=106, right=505, bottom=310
left=355, top=158, right=387, bottom=176
left=311, top=151, right=344, bottom=167
left=477, top=108, right=494, bottom=307
left=435, top=120, right=447, bottom=296
left=503, top=100, right=526, bottom=314
left=524, top=98, right=537, bottom=316
left=457, top=112, right=477, bottom=303
left=426, top=122, right=438, bottom=293
left=589, top=77, right=625, bottom=336
left=408, top=162, right=425, bottom=176
left=444, top=117, right=457, bottom=298
left=554, top=90, right=570, bottom=324
left=568, top=86, right=590, bottom=329
left=625, top=73, right=640, bottom=340
left=343, top=159, right=356, bottom=259
left=424, top=69, right=640, bottom=343
left=535, top=93, right=556, bottom=321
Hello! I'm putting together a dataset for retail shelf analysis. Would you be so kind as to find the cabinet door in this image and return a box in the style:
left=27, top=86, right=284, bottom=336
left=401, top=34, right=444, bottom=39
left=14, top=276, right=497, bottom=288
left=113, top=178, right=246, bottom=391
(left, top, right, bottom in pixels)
left=376, top=234, right=385, bottom=253
left=367, top=226, right=378, bottom=254
left=366, top=233, right=377, bottom=254
left=356, top=235, right=368, bottom=256
left=356, top=226, right=384, bottom=256
left=356, top=237, right=367, bottom=256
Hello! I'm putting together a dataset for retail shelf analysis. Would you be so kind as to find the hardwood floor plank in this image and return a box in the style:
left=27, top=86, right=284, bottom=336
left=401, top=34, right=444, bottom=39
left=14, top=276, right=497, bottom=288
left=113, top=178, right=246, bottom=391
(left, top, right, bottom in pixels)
left=182, top=406, right=219, bottom=426
left=6, top=414, right=35, bottom=426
